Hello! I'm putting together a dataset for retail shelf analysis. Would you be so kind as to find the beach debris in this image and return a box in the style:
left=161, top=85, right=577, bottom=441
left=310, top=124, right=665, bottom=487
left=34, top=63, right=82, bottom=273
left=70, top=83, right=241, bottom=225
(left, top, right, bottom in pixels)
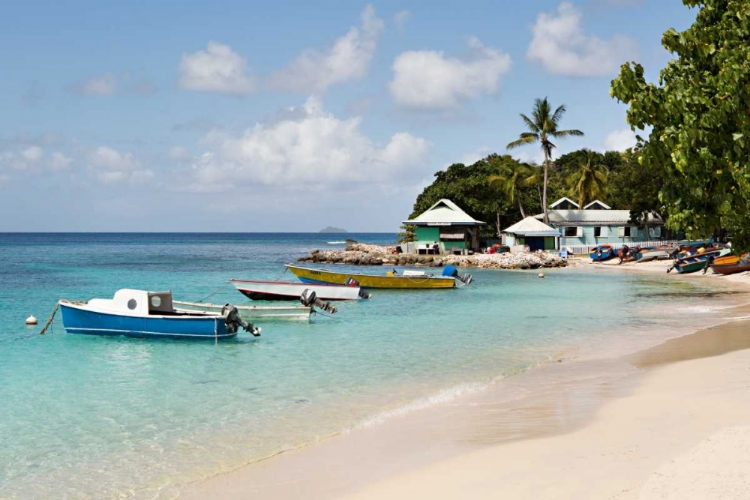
left=25, top=315, right=38, bottom=325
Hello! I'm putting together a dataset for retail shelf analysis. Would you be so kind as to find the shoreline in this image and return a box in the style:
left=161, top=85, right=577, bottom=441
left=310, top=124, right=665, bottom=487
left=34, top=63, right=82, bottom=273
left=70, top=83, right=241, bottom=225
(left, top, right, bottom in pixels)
left=178, top=266, right=750, bottom=500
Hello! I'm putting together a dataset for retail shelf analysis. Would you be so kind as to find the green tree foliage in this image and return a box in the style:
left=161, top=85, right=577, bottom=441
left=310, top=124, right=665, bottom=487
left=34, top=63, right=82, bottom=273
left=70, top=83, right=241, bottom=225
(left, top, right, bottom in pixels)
left=606, top=146, right=667, bottom=224
left=507, top=97, right=584, bottom=223
left=408, top=154, right=541, bottom=237
left=611, top=0, right=750, bottom=245
left=487, top=157, right=534, bottom=218
left=566, top=150, right=609, bottom=207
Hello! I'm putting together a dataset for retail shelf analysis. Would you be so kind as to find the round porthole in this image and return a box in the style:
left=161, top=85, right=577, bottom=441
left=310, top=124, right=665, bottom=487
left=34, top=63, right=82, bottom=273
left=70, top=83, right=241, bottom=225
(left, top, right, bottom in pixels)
left=127, top=299, right=137, bottom=310
left=151, top=296, right=161, bottom=308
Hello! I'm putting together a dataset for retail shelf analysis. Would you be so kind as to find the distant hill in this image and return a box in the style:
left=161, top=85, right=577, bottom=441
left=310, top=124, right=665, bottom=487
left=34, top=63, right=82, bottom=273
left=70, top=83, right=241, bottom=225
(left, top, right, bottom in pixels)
left=319, top=226, right=348, bottom=233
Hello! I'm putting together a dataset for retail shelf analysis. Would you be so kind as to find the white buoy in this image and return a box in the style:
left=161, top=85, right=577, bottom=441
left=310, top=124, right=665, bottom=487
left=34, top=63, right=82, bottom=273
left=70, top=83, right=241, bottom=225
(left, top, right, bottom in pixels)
left=538, top=273, right=545, bottom=279
left=26, top=315, right=38, bottom=325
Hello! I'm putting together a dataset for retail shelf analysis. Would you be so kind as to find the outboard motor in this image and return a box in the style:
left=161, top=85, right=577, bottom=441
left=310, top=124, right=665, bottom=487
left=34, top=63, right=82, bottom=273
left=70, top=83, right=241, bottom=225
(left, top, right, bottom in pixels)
left=300, top=289, right=337, bottom=314
left=222, top=304, right=261, bottom=337
left=457, top=274, right=473, bottom=285
left=345, top=277, right=370, bottom=299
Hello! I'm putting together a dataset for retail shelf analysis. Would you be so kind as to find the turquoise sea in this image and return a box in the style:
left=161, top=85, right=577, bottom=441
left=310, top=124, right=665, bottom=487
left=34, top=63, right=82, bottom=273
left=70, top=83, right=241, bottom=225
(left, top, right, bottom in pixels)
left=0, top=233, right=738, bottom=499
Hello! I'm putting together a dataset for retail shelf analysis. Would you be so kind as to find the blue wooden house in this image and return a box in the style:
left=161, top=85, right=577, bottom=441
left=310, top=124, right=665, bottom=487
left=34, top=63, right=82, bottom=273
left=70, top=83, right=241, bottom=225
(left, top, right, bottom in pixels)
left=536, top=198, right=664, bottom=249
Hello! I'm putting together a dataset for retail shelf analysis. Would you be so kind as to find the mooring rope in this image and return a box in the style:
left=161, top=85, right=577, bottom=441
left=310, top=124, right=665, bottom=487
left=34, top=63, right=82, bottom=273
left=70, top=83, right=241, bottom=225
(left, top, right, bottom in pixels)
left=195, top=281, right=231, bottom=303
left=39, top=302, right=60, bottom=335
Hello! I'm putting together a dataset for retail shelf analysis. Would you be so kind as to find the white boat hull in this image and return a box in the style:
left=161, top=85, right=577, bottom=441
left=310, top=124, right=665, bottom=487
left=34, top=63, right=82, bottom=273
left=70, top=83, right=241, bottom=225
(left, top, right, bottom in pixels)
left=173, top=300, right=311, bottom=321
left=230, top=279, right=363, bottom=301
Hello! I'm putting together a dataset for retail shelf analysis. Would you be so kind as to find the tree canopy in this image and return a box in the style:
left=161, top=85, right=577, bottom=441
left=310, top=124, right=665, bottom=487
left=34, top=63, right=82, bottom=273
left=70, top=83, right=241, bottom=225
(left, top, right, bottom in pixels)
left=611, top=0, right=750, bottom=246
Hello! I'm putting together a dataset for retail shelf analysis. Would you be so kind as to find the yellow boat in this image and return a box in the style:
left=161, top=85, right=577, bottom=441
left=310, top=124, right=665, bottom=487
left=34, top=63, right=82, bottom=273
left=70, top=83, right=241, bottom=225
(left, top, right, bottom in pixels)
left=285, top=264, right=471, bottom=289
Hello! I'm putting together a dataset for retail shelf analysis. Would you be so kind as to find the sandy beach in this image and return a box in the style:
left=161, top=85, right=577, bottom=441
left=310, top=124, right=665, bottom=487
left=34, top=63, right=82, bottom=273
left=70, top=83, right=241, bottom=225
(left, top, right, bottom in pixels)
left=179, top=264, right=750, bottom=500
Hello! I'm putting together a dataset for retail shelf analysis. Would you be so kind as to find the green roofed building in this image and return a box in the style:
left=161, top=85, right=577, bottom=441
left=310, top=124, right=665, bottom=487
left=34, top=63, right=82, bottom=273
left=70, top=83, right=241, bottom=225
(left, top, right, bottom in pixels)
left=402, top=199, right=486, bottom=254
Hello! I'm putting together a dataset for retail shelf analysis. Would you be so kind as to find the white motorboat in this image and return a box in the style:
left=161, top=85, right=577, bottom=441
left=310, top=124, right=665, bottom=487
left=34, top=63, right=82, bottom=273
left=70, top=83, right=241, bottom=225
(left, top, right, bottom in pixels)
left=173, top=300, right=312, bottom=321
left=230, top=279, right=368, bottom=301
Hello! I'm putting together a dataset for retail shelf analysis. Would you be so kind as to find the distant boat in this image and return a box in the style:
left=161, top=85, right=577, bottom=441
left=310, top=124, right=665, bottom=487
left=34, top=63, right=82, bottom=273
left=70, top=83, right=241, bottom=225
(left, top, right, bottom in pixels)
left=589, top=244, right=616, bottom=262
left=173, top=300, right=312, bottom=321
left=285, top=264, right=472, bottom=289
left=59, top=289, right=260, bottom=340
left=230, top=279, right=368, bottom=301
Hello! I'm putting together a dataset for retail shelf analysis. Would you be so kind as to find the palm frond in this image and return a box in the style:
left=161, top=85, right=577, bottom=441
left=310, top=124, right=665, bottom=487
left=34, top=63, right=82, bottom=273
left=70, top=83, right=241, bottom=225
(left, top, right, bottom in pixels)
left=507, top=135, right=538, bottom=150
left=552, top=129, right=585, bottom=139
left=520, top=113, right=541, bottom=133
left=550, top=104, right=567, bottom=125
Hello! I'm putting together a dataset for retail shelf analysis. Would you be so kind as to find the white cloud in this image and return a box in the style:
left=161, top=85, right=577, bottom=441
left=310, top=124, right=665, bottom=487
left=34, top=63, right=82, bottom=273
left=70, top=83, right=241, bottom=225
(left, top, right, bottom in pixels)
left=389, top=37, right=512, bottom=109
left=267, top=5, right=384, bottom=94
left=88, top=146, right=153, bottom=184
left=515, top=148, right=546, bottom=165
left=168, top=145, right=191, bottom=160
left=394, top=10, right=410, bottom=32
left=604, top=128, right=637, bottom=151
left=178, top=96, right=430, bottom=192
left=72, top=73, right=117, bottom=95
left=22, top=146, right=44, bottom=162
left=458, top=147, right=491, bottom=166
left=527, top=2, right=638, bottom=77
left=49, top=152, right=72, bottom=171
left=179, top=42, right=255, bottom=96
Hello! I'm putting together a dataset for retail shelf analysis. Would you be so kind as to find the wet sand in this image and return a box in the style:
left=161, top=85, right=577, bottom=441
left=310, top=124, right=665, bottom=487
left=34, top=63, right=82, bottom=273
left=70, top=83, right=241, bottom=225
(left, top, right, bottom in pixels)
left=179, top=271, right=750, bottom=500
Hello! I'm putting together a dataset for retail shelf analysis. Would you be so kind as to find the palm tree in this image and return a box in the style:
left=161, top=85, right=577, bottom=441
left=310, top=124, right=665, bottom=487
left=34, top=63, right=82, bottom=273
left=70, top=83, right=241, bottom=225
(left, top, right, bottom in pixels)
left=488, top=159, right=533, bottom=218
left=507, top=97, right=584, bottom=223
left=568, top=150, right=608, bottom=207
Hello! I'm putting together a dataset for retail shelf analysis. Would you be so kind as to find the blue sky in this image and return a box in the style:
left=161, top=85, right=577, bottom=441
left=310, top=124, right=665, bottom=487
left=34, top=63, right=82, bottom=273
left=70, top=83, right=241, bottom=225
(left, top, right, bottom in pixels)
left=0, top=0, right=696, bottom=231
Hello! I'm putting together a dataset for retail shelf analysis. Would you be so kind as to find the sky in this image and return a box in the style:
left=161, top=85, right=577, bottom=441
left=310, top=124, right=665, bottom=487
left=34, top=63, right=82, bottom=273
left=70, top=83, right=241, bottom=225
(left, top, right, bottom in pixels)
left=0, top=0, right=697, bottom=232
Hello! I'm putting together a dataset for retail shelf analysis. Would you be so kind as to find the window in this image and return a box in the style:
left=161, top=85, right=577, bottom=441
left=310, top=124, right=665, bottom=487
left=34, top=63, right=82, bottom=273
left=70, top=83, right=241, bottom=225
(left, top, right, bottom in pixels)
left=127, top=299, right=137, bottom=310
left=564, top=227, right=577, bottom=237
left=151, top=296, right=161, bottom=307
left=617, top=226, right=632, bottom=237
left=594, top=227, right=601, bottom=237
left=624, top=227, right=631, bottom=237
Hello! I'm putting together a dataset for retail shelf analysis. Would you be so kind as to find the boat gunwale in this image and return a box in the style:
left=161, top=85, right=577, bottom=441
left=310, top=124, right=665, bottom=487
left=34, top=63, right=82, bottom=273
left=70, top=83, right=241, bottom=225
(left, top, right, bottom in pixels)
left=59, top=299, right=227, bottom=320
left=284, top=263, right=457, bottom=282
left=230, top=278, right=359, bottom=288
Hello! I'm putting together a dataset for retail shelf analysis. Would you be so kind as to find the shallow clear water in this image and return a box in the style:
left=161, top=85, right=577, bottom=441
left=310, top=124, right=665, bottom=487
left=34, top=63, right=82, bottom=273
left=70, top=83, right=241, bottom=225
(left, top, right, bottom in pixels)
left=0, top=233, right=737, bottom=499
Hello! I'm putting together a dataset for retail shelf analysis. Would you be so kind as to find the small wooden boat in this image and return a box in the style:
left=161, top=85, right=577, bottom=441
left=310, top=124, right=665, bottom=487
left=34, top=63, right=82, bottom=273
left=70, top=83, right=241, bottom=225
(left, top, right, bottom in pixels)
left=58, top=289, right=260, bottom=340
left=668, top=248, right=729, bottom=274
left=711, top=252, right=750, bottom=275
left=590, top=244, right=616, bottom=262
left=635, top=249, right=671, bottom=262
left=173, top=300, right=312, bottom=320
left=230, top=279, right=368, bottom=301
left=285, top=264, right=472, bottom=289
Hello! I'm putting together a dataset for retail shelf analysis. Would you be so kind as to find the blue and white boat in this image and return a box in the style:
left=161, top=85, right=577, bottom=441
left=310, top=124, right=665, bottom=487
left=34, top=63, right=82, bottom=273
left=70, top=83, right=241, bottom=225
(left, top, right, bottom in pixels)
left=59, top=289, right=260, bottom=340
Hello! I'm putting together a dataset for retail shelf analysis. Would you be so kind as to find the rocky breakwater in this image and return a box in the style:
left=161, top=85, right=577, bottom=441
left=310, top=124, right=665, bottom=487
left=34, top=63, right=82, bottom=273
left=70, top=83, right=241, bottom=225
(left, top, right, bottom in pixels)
left=299, top=243, right=567, bottom=270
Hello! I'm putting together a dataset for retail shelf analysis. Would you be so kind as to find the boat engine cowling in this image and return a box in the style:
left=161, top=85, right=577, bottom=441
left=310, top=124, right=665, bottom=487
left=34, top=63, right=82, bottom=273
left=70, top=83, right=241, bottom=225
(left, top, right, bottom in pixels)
left=300, top=289, right=337, bottom=314
left=222, top=304, right=261, bottom=336
left=457, top=274, right=473, bottom=285
left=345, top=277, right=370, bottom=299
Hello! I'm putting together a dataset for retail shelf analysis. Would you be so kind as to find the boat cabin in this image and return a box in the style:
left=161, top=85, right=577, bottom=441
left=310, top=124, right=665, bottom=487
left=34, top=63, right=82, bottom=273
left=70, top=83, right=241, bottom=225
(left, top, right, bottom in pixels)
left=402, top=199, right=486, bottom=254
left=88, top=289, right=176, bottom=316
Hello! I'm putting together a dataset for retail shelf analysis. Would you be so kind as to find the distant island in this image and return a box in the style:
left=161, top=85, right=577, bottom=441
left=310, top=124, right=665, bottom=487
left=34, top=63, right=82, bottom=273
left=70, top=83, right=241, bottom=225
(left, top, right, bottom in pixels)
left=319, top=226, right=348, bottom=234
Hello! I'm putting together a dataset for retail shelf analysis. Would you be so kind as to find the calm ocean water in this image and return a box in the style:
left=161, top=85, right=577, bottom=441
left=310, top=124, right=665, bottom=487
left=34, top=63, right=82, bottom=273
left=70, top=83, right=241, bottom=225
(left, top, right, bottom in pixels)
left=0, top=233, right=736, bottom=499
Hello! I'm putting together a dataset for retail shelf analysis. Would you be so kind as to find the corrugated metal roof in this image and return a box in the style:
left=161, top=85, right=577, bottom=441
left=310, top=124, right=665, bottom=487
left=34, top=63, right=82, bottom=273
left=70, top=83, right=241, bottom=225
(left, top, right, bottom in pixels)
left=534, top=210, right=664, bottom=226
left=403, top=199, right=486, bottom=226
left=583, top=200, right=611, bottom=210
left=503, top=216, right=560, bottom=236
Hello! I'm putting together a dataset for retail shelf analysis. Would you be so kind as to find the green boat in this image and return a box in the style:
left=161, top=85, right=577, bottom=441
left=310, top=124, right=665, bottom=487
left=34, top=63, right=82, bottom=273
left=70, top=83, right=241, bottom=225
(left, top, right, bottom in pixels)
left=669, top=248, right=729, bottom=274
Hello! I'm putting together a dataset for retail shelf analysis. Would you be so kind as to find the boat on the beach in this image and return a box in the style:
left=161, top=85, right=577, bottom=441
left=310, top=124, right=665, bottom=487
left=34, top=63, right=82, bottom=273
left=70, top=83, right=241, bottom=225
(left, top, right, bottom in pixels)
left=710, top=252, right=750, bottom=275
left=230, top=279, right=368, bottom=301
left=173, top=300, right=313, bottom=320
left=285, top=263, right=472, bottom=289
left=58, top=289, right=260, bottom=339
left=635, top=248, right=672, bottom=262
left=668, top=248, right=729, bottom=274
left=590, top=244, right=616, bottom=262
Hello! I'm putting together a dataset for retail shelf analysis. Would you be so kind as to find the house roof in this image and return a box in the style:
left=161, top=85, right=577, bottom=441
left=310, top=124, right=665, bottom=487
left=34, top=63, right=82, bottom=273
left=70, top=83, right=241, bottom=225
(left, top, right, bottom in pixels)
left=535, top=210, right=664, bottom=226
left=403, top=199, right=486, bottom=226
left=503, top=216, right=560, bottom=237
left=583, top=200, right=611, bottom=210
left=550, top=197, right=580, bottom=209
